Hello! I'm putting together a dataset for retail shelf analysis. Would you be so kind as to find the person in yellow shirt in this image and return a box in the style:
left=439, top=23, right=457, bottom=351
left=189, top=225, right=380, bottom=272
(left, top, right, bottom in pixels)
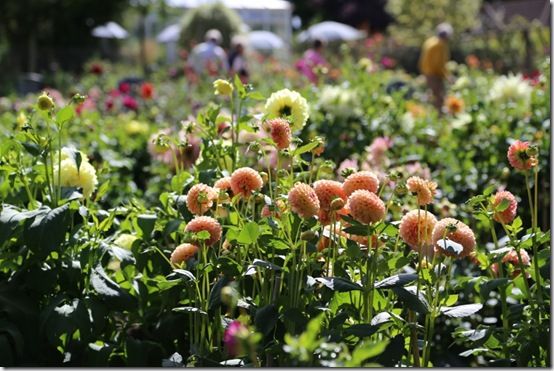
left=419, top=23, right=453, bottom=112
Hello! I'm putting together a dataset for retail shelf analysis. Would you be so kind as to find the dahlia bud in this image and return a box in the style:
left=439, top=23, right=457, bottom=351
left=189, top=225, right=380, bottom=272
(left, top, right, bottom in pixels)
left=37, top=92, right=55, bottom=111
left=277, top=169, right=288, bottom=178
left=218, top=191, right=230, bottom=203
left=312, top=137, right=325, bottom=156
left=300, top=230, right=317, bottom=241
left=260, top=172, right=269, bottom=185
left=395, top=183, right=408, bottom=196
left=389, top=170, right=402, bottom=182
left=340, top=168, right=355, bottom=179
left=526, top=145, right=539, bottom=157
left=255, top=193, right=265, bottom=203
left=446, top=222, right=458, bottom=233
left=330, top=197, right=346, bottom=211
left=501, top=167, right=510, bottom=180
left=416, top=259, right=432, bottom=270
left=214, top=207, right=229, bottom=218
left=71, top=93, right=86, bottom=105
left=249, top=142, right=261, bottom=153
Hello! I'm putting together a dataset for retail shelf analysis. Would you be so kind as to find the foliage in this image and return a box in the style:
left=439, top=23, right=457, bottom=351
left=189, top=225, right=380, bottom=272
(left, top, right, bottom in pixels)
left=0, top=52, right=550, bottom=367
left=386, top=0, right=482, bottom=46
left=179, top=2, right=243, bottom=48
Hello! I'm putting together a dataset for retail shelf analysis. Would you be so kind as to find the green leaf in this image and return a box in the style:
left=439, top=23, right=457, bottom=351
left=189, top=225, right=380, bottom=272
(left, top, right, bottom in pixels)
left=479, top=278, right=509, bottom=300
left=376, top=334, right=405, bottom=367
left=246, top=91, right=265, bottom=100
left=375, top=274, right=418, bottom=289
left=234, top=74, right=246, bottom=98
left=244, top=259, right=281, bottom=275
left=459, top=347, right=490, bottom=357
left=254, top=304, right=279, bottom=336
left=343, top=323, right=382, bottom=338
left=172, top=307, right=207, bottom=315
left=294, top=140, right=320, bottom=156
left=436, top=238, right=463, bottom=256
left=445, top=294, right=459, bottom=306
left=316, top=277, right=362, bottom=292
left=56, top=105, right=74, bottom=124
left=136, top=214, right=157, bottom=240
left=342, top=225, right=370, bottom=236
left=105, top=243, right=136, bottom=266
left=392, top=287, right=430, bottom=314
left=90, top=265, right=135, bottom=310
left=208, top=276, right=231, bottom=310
left=346, top=339, right=389, bottom=366
left=441, top=304, right=483, bottom=318
left=482, top=184, right=495, bottom=196
left=237, top=221, right=260, bottom=244
left=0, top=205, right=44, bottom=244
left=167, top=269, right=196, bottom=282
left=23, top=204, right=70, bottom=255
left=0, top=320, right=24, bottom=358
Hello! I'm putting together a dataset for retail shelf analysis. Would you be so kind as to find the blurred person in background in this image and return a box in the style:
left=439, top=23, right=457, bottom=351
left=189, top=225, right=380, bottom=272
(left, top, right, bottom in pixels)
left=296, top=38, right=328, bottom=84
left=228, top=36, right=249, bottom=82
left=419, top=23, right=453, bottom=113
left=189, top=29, right=229, bottom=75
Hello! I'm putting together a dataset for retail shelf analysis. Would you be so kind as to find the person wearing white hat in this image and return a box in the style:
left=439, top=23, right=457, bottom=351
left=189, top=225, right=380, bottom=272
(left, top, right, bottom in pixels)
left=419, top=23, right=453, bottom=113
left=189, top=29, right=229, bottom=75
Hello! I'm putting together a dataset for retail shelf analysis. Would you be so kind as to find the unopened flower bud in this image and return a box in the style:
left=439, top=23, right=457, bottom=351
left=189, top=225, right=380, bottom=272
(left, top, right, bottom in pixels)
left=301, top=230, right=317, bottom=241
left=395, top=183, right=408, bottom=196
left=260, top=172, right=269, bottom=185
left=71, top=93, right=86, bottom=104
left=501, top=167, right=510, bottom=180
left=37, top=92, right=55, bottom=111
left=249, top=142, right=261, bottom=153
left=340, top=168, right=355, bottom=179
left=417, top=259, right=432, bottom=270
left=446, top=222, right=458, bottom=233
left=330, top=197, right=345, bottom=211
left=215, top=207, right=229, bottom=218
left=277, top=169, right=288, bottom=178
left=389, top=170, right=402, bottom=182
left=218, top=191, right=230, bottom=203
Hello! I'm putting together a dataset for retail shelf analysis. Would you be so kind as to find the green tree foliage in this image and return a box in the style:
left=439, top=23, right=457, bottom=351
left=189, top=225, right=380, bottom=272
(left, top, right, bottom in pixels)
left=179, top=2, right=243, bottom=49
left=386, top=0, right=482, bottom=46
left=0, top=0, right=127, bottom=92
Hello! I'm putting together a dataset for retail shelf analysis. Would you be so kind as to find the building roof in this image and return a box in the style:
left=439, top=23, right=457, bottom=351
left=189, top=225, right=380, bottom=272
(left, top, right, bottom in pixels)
left=165, top=0, right=291, bottom=11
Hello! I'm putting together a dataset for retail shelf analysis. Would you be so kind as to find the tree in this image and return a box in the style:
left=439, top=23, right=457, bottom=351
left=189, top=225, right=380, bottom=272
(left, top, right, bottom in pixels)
left=291, top=0, right=393, bottom=33
left=386, top=0, right=482, bottom=45
left=179, top=3, right=242, bottom=49
left=0, top=0, right=128, bottom=93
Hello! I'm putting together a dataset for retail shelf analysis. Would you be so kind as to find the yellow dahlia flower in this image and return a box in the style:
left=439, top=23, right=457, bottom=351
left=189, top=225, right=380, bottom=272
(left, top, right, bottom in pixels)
left=124, top=120, right=149, bottom=135
left=54, top=147, right=98, bottom=198
left=213, top=79, right=234, bottom=96
left=264, top=88, right=309, bottom=131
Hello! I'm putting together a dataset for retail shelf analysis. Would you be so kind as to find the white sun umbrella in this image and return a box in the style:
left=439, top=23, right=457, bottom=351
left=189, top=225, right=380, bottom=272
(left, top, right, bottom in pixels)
left=157, top=24, right=181, bottom=43
left=247, top=30, right=285, bottom=51
left=92, top=22, right=129, bottom=39
left=297, top=21, right=365, bottom=43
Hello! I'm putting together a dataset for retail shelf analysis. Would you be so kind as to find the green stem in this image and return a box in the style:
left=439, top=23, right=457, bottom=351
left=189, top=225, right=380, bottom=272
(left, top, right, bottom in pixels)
left=531, top=167, right=543, bottom=309
left=489, top=220, right=510, bottom=359
left=56, top=123, right=63, bottom=205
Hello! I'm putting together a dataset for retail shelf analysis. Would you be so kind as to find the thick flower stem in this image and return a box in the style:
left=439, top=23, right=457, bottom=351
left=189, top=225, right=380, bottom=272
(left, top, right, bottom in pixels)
left=530, top=168, right=544, bottom=311
left=490, top=224, right=510, bottom=358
